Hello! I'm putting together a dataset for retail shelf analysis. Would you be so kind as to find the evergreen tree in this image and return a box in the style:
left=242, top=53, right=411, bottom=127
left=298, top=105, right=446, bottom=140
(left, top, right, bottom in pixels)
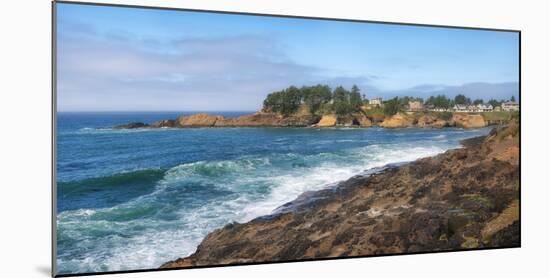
left=302, top=84, right=332, bottom=114
left=488, top=99, right=501, bottom=108
left=454, top=94, right=471, bottom=105
left=383, top=97, right=400, bottom=116
left=333, top=86, right=351, bottom=117
left=473, top=99, right=484, bottom=105
left=349, top=85, right=363, bottom=112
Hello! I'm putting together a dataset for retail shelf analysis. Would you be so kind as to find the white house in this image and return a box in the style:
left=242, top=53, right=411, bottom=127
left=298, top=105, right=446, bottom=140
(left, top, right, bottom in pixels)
left=467, top=105, right=478, bottom=112
left=501, top=101, right=519, bottom=111
left=430, top=107, right=448, bottom=112
left=477, top=104, right=493, bottom=112
left=453, top=104, right=469, bottom=112
left=369, top=97, right=383, bottom=106
left=454, top=104, right=493, bottom=112
left=407, top=100, right=424, bottom=112
left=426, top=104, right=449, bottom=112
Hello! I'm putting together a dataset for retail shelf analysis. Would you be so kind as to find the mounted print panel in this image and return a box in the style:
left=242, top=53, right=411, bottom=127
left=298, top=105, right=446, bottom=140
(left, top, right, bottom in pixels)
left=53, top=1, right=520, bottom=276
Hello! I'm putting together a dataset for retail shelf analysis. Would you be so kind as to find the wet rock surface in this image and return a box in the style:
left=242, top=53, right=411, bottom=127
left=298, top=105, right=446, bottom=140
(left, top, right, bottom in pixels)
left=113, top=122, right=150, bottom=129
left=160, top=124, right=519, bottom=268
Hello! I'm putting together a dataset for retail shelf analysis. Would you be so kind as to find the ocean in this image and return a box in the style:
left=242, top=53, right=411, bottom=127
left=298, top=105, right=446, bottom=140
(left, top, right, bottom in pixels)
left=55, top=111, right=491, bottom=274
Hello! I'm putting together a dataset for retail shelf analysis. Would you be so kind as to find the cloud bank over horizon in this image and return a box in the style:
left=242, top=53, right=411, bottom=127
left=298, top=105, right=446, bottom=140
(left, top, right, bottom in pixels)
left=56, top=3, right=519, bottom=112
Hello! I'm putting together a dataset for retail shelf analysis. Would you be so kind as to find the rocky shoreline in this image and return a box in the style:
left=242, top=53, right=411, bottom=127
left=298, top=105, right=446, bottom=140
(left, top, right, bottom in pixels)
left=160, top=123, right=519, bottom=268
left=114, top=111, right=494, bottom=130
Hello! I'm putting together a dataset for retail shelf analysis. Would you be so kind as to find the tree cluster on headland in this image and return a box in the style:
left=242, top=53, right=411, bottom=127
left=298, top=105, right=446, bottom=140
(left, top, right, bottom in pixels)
left=262, top=84, right=364, bottom=117
left=114, top=84, right=518, bottom=129
left=262, top=84, right=518, bottom=117
left=424, top=94, right=515, bottom=110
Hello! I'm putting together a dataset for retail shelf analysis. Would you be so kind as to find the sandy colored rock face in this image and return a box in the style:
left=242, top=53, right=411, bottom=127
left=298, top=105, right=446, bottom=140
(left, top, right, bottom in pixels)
left=355, top=114, right=373, bottom=127
left=417, top=115, right=448, bottom=128
left=281, top=115, right=321, bottom=127
left=379, top=113, right=414, bottom=128
left=177, top=113, right=222, bottom=127
left=316, top=115, right=337, bottom=127
left=452, top=113, right=487, bottom=128
left=115, top=111, right=500, bottom=130
left=217, top=112, right=283, bottom=127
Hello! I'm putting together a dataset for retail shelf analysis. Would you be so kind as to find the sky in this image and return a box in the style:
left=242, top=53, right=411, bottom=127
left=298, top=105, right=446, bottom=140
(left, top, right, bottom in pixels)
left=56, top=3, right=520, bottom=112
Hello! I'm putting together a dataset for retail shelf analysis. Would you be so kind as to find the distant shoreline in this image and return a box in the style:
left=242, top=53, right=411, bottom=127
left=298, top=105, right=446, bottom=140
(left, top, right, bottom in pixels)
left=112, top=110, right=515, bottom=130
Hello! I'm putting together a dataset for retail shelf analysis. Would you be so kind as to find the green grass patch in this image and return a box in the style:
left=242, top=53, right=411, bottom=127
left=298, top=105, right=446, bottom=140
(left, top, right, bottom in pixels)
left=436, top=111, right=453, bottom=121
left=363, top=106, right=384, bottom=116
left=481, top=111, right=513, bottom=121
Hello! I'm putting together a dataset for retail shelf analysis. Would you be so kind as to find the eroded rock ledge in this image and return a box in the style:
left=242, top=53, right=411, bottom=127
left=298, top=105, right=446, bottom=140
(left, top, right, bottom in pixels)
left=114, top=111, right=495, bottom=129
left=160, top=124, right=519, bottom=268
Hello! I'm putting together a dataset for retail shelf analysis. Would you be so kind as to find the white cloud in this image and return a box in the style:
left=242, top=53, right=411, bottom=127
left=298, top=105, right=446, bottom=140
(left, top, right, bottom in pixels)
left=57, top=20, right=518, bottom=111
left=58, top=26, right=335, bottom=111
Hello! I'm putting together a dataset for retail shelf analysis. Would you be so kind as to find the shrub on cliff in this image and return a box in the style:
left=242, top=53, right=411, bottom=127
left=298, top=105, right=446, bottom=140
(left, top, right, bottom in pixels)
left=383, top=97, right=401, bottom=116
left=437, top=111, right=453, bottom=121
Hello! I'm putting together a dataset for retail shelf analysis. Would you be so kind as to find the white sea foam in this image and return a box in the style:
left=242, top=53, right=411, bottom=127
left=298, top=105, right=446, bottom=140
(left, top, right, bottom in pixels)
left=74, top=127, right=177, bottom=135
left=57, top=128, right=491, bottom=274
left=238, top=143, right=445, bottom=221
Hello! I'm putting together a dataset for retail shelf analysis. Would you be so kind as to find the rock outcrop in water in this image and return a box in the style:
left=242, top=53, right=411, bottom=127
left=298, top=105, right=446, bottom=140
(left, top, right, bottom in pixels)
left=113, top=122, right=150, bottom=129
left=416, top=114, right=449, bottom=128
left=214, top=112, right=320, bottom=127
left=379, top=113, right=415, bottom=128
left=160, top=124, right=519, bottom=268
left=314, top=115, right=337, bottom=127
left=113, top=111, right=495, bottom=130
left=176, top=113, right=221, bottom=127
left=355, top=113, right=373, bottom=127
left=452, top=113, right=487, bottom=129
left=151, top=119, right=176, bottom=128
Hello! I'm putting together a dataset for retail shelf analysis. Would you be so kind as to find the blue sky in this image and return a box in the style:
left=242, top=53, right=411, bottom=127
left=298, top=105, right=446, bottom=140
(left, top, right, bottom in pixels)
left=57, top=3, right=519, bottom=111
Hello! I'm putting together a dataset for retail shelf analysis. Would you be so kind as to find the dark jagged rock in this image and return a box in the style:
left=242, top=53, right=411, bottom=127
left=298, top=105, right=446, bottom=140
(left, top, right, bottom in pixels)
left=160, top=124, right=519, bottom=268
left=150, top=119, right=176, bottom=128
left=113, top=122, right=150, bottom=129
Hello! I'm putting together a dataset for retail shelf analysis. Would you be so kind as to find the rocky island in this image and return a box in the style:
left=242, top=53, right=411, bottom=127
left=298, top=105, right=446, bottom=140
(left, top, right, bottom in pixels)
left=161, top=123, right=519, bottom=268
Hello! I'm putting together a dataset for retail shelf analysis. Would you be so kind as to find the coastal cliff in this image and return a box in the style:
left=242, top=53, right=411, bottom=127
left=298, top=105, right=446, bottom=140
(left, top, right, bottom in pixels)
left=160, top=124, right=519, bottom=268
left=114, top=110, right=503, bottom=129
